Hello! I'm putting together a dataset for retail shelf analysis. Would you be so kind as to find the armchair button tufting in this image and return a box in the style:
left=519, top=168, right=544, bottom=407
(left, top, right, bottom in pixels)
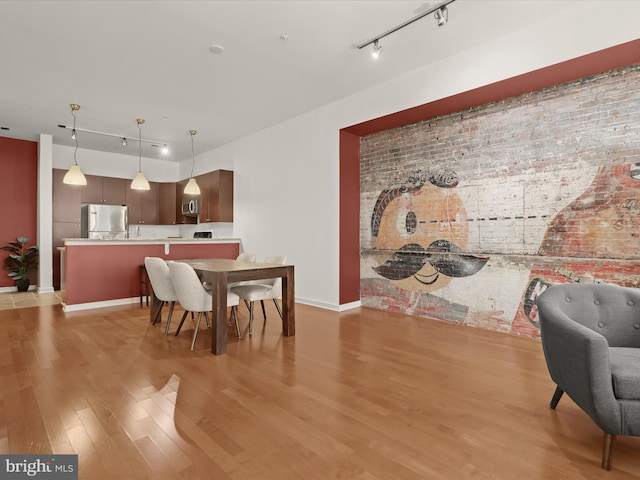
left=597, top=322, right=604, bottom=328
left=634, top=324, right=640, bottom=329
left=628, top=300, right=635, bottom=306
left=565, top=297, right=571, bottom=302
left=594, top=299, right=600, bottom=305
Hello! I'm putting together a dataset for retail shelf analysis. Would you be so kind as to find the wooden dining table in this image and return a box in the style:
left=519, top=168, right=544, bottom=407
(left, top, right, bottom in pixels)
left=173, top=258, right=295, bottom=355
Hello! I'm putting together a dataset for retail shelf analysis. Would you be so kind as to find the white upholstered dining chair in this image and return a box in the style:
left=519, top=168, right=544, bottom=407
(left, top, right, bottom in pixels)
left=230, top=255, right=287, bottom=335
left=168, top=261, right=241, bottom=349
left=236, top=252, right=256, bottom=262
left=144, top=256, right=183, bottom=335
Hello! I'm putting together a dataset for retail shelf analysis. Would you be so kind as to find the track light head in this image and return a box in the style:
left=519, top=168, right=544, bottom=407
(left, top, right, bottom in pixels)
left=434, top=6, right=448, bottom=27
left=122, top=137, right=127, bottom=146
left=372, top=40, right=382, bottom=59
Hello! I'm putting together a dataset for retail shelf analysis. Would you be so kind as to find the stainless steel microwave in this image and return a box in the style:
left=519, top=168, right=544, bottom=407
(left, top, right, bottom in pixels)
left=182, top=198, right=199, bottom=217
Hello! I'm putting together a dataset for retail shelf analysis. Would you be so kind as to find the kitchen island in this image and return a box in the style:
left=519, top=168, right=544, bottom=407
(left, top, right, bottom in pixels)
left=62, top=238, right=240, bottom=311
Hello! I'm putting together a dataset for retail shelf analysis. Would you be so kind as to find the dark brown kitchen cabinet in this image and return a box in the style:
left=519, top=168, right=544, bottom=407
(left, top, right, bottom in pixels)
left=52, top=169, right=83, bottom=289
left=196, top=169, right=233, bottom=223
left=126, top=182, right=159, bottom=224
left=158, top=182, right=178, bottom=225
left=52, top=168, right=82, bottom=223
left=81, top=175, right=127, bottom=205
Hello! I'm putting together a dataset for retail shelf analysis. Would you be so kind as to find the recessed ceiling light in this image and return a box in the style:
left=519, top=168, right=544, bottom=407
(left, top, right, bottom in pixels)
left=209, top=44, right=224, bottom=54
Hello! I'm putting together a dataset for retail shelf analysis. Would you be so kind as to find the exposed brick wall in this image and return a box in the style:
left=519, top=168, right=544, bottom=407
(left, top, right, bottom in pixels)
left=360, top=64, right=640, bottom=337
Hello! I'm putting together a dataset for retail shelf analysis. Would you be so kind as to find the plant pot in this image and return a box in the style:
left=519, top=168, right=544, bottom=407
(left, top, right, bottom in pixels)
left=16, top=279, right=30, bottom=292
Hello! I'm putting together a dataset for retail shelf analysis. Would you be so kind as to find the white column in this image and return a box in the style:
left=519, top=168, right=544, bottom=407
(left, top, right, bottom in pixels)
left=37, top=134, right=54, bottom=293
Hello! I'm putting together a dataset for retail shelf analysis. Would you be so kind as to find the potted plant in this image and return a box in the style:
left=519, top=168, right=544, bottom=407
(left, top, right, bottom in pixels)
left=0, top=236, right=39, bottom=292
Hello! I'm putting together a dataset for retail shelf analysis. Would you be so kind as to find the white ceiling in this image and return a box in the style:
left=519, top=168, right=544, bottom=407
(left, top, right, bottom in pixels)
left=0, top=0, right=589, bottom=163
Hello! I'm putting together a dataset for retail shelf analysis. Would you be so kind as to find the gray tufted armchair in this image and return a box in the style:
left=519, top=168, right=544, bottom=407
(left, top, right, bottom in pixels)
left=536, top=282, right=640, bottom=470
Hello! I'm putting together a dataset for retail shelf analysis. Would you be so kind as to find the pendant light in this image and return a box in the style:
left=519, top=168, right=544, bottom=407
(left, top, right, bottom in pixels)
left=63, top=104, right=87, bottom=185
left=183, top=129, right=201, bottom=195
left=131, top=118, right=150, bottom=190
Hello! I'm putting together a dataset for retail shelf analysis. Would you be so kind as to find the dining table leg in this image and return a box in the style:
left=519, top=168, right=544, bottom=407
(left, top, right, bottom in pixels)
left=281, top=266, right=295, bottom=336
left=211, top=271, right=228, bottom=355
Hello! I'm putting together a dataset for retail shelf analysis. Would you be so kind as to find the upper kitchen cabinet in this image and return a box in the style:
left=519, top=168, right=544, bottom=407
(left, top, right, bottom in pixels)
left=81, top=175, right=127, bottom=205
left=197, top=170, right=233, bottom=223
left=158, top=182, right=178, bottom=225
left=126, top=182, right=159, bottom=224
left=52, top=168, right=82, bottom=223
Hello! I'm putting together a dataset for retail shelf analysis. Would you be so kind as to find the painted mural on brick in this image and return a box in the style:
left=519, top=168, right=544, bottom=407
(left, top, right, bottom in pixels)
left=360, top=64, right=640, bottom=337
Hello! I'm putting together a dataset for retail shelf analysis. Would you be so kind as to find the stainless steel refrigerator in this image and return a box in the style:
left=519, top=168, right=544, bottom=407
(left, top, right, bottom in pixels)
left=81, top=204, right=129, bottom=239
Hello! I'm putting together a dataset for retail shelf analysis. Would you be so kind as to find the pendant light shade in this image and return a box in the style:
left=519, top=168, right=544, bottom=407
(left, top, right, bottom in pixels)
left=184, top=129, right=200, bottom=195
left=131, top=171, right=150, bottom=190
left=63, top=165, right=87, bottom=185
left=63, top=104, right=87, bottom=186
left=131, top=118, right=150, bottom=190
left=184, top=177, right=200, bottom=195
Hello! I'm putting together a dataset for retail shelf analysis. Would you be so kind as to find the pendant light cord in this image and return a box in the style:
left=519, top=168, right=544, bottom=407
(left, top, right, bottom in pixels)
left=190, top=133, right=196, bottom=178
left=72, top=108, right=79, bottom=166
left=138, top=122, right=142, bottom=172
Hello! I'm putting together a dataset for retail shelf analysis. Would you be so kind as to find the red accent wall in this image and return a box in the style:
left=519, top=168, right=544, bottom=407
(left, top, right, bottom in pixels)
left=0, top=136, right=38, bottom=288
left=339, top=130, right=360, bottom=304
left=339, top=38, right=640, bottom=305
left=65, top=242, right=239, bottom=306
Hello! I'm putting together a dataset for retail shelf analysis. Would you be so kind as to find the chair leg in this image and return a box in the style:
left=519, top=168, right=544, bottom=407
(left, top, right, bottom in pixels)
left=549, top=386, right=564, bottom=409
left=248, top=301, right=254, bottom=335
left=164, top=312, right=189, bottom=337
left=174, top=310, right=189, bottom=336
left=260, top=300, right=267, bottom=320
left=231, top=306, right=241, bottom=338
left=164, top=301, right=175, bottom=333
left=602, top=433, right=615, bottom=470
left=191, top=312, right=203, bottom=350
left=152, top=301, right=165, bottom=325
left=273, top=298, right=283, bottom=319
left=204, top=311, right=210, bottom=328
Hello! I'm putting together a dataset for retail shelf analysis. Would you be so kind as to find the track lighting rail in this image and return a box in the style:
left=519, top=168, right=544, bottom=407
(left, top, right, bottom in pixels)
left=356, top=0, right=456, bottom=50
left=57, top=124, right=169, bottom=149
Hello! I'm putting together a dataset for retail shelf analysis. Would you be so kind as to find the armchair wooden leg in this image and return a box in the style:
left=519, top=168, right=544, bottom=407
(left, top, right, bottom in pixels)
left=549, top=386, right=564, bottom=409
left=602, top=433, right=615, bottom=470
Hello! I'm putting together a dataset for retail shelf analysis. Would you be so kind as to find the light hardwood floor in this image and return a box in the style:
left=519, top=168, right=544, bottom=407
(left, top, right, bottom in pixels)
left=0, top=300, right=639, bottom=479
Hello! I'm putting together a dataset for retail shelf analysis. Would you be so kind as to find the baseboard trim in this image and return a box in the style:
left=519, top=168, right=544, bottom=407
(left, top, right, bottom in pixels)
left=63, top=297, right=140, bottom=312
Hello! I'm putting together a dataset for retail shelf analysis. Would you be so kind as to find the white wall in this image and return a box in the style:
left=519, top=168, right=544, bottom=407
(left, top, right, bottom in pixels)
left=42, top=1, right=640, bottom=309
left=193, top=1, right=640, bottom=310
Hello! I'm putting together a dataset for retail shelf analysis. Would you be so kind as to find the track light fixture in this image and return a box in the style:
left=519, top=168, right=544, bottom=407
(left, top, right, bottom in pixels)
left=131, top=118, right=151, bottom=190
left=372, top=40, right=382, bottom=59
left=121, top=137, right=127, bottom=146
left=63, top=104, right=87, bottom=186
left=356, top=0, right=455, bottom=56
left=434, top=6, right=448, bottom=26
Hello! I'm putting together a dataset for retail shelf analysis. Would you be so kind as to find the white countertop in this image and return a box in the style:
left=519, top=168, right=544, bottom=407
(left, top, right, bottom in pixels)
left=64, top=237, right=240, bottom=246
